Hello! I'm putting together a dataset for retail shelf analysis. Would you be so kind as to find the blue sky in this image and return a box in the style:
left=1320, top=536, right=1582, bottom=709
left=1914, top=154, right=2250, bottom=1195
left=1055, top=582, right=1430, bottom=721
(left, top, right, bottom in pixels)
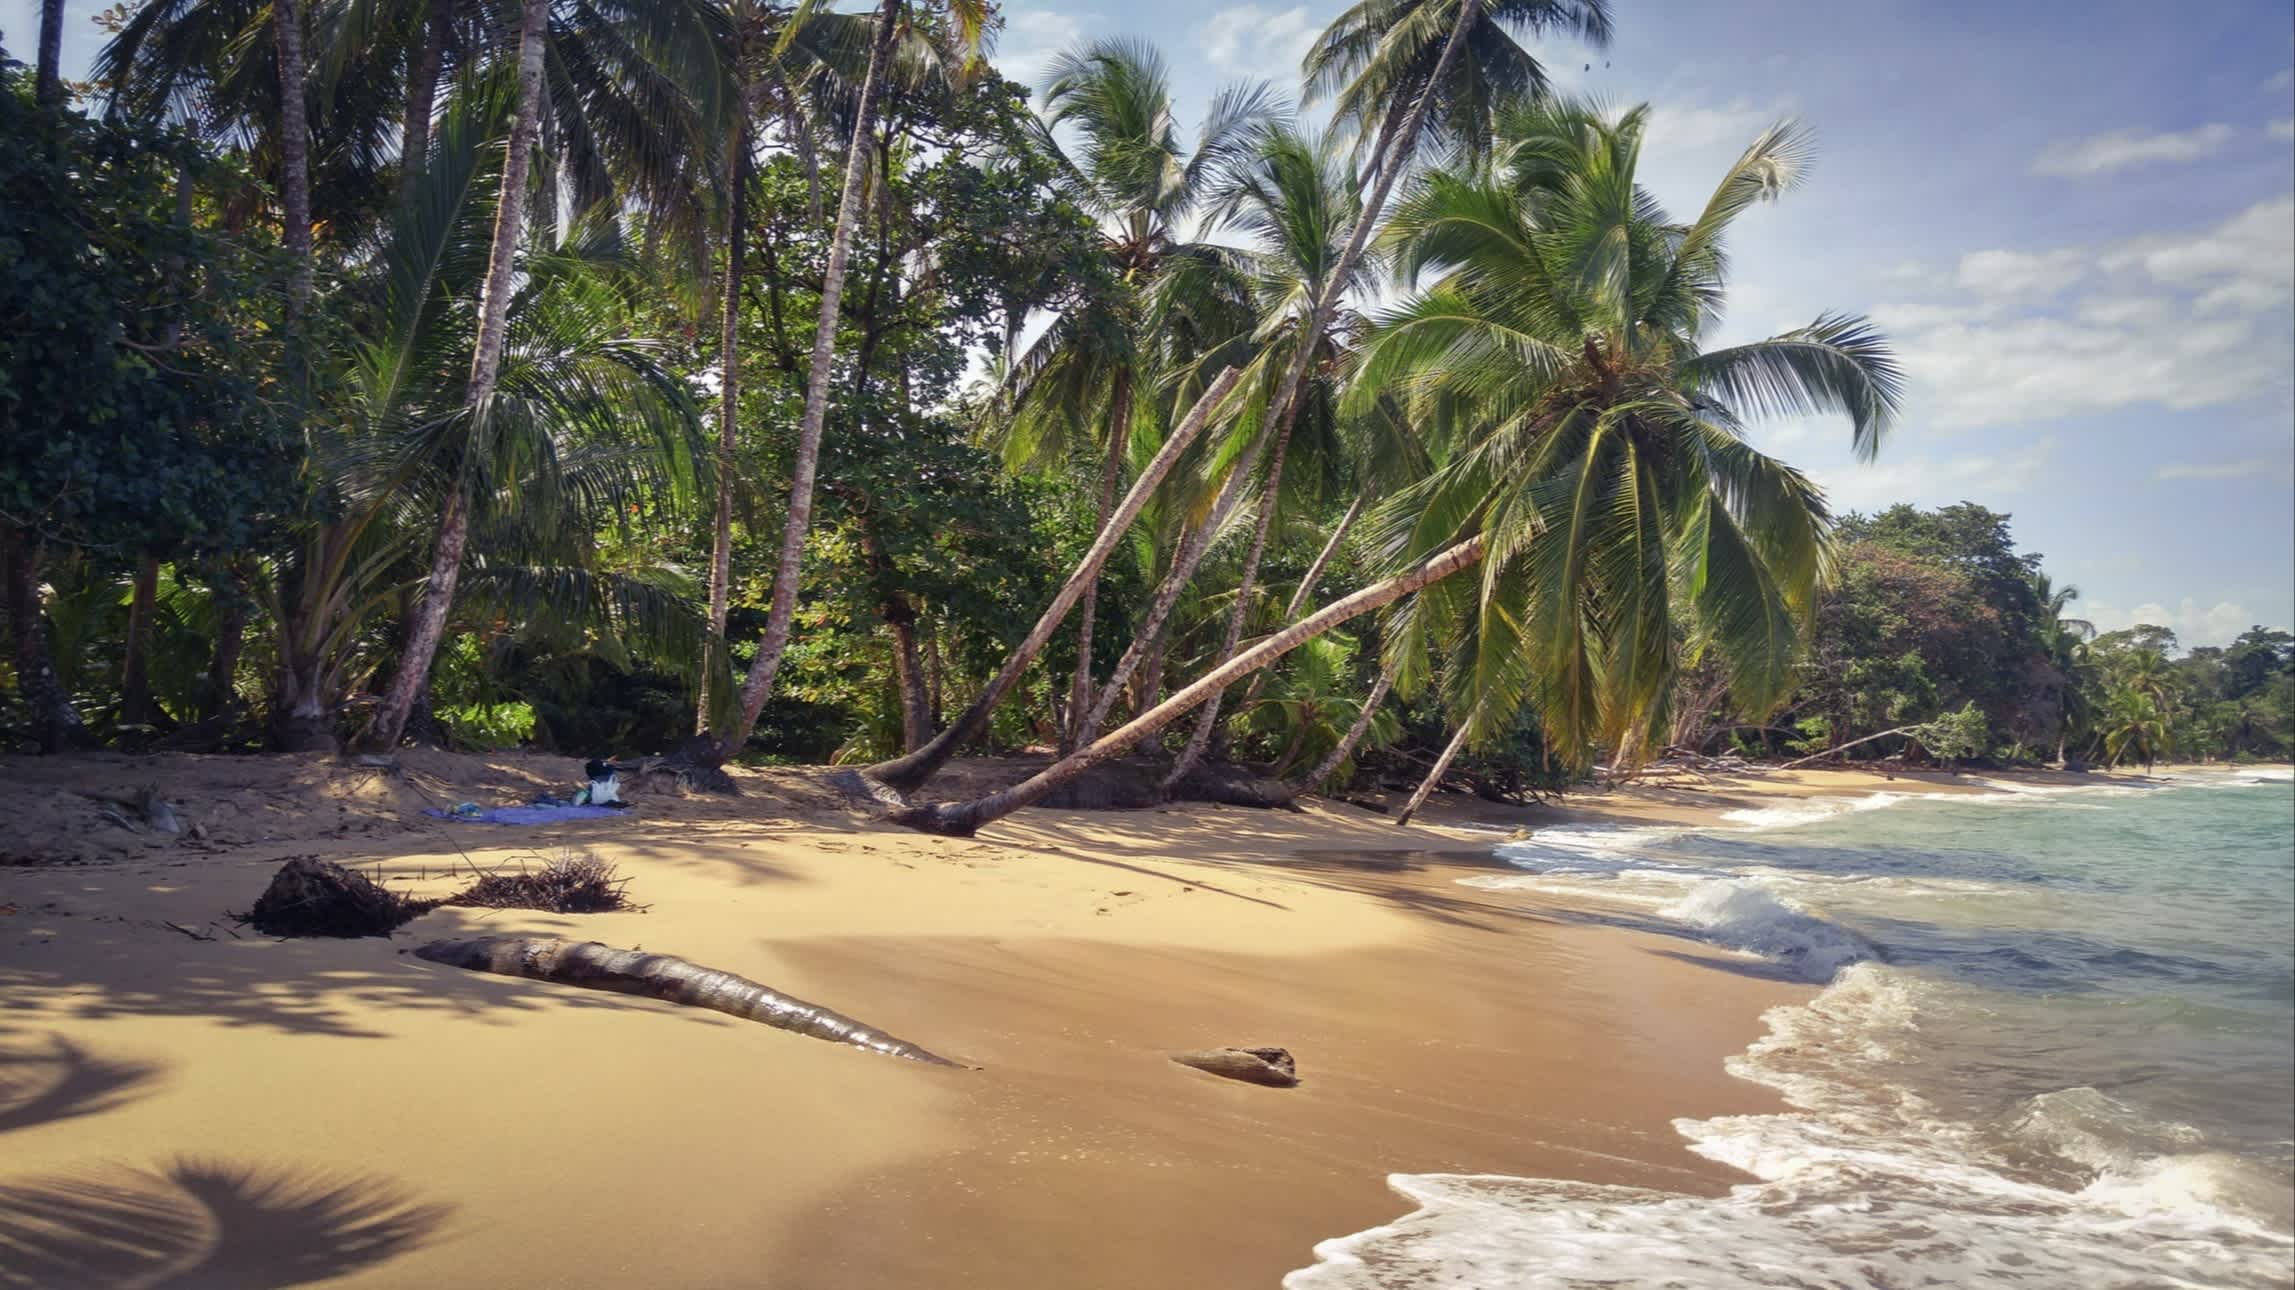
left=11, top=0, right=2292, bottom=645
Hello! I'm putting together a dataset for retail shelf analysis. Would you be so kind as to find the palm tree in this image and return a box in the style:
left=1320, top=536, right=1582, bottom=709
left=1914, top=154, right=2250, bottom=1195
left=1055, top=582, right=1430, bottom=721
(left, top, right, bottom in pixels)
left=1304, top=0, right=1612, bottom=179
left=1352, top=99, right=1898, bottom=754
left=694, top=0, right=892, bottom=729
left=707, top=0, right=987, bottom=762
left=368, top=0, right=555, bottom=749
left=1075, top=0, right=1608, bottom=762
left=888, top=100, right=1898, bottom=835
left=266, top=93, right=700, bottom=749
left=36, top=0, right=65, bottom=104
left=1242, top=633, right=1397, bottom=782
left=2099, top=686, right=2170, bottom=771
left=1153, top=123, right=1380, bottom=792
left=2030, top=572, right=2093, bottom=764
left=996, top=37, right=1276, bottom=753
left=864, top=368, right=1246, bottom=793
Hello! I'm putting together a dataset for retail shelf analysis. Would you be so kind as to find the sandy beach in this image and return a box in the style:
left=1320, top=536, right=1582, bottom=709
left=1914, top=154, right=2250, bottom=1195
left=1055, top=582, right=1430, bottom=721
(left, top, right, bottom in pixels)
left=0, top=753, right=2149, bottom=1288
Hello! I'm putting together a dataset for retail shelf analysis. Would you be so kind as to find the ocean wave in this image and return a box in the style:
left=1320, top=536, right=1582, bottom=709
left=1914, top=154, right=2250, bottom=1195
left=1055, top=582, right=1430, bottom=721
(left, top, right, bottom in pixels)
left=1285, top=964, right=2295, bottom=1290
left=1658, top=880, right=1876, bottom=979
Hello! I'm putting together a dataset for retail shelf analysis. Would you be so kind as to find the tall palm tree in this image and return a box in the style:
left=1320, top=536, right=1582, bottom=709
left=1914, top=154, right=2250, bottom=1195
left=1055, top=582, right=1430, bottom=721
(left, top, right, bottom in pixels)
left=2030, top=571, right=2093, bottom=763
left=694, top=0, right=890, bottom=729
left=1304, top=0, right=1612, bottom=179
left=1063, top=0, right=1608, bottom=760
left=996, top=37, right=1276, bottom=753
left=36, top=0, right=66, bottom=104
left=1161, top=122, right=1376, bottom=790
left=1354, top=99, right=1898, bottom=753
left=707, top=0, right=987, bottom=762
left=267, top=90, right=700, bottom=748
left=887, top=99, right=1898, bottom=835
left=369, top=0, right=556, bottom=748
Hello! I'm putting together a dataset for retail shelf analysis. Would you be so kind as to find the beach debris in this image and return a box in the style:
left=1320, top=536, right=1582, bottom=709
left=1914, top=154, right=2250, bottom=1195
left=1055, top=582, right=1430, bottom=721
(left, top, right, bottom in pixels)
left=77, top=784, right=181, bottom=834
left=637, top=738, right=741, bottom=796
left=442, top=850, right=642, bottom=914
left=1170, top=1046, right=1299, bottom=1088
left=411, top=936, right=965, bottom=1067
left=240, top=857, right=435, bottom=938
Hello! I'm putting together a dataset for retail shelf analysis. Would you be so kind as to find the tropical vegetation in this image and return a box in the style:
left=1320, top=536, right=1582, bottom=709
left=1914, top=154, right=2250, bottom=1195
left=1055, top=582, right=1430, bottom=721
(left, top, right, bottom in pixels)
left=5, top=0, right=2285, bottom=831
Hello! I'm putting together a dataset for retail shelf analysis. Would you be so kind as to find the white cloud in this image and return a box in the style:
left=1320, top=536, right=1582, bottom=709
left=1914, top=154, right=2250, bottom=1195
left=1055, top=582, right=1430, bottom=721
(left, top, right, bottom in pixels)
left=2155, top=459, right=2268, bottom=480
left=1897, top=313, right=2285, bottom=429
left=993, top=5, right=1086, bottom=88
left=1956, top=247, right=2087, bottom=297
left=2106, top=196, right=2295, bottom=291
left=2267, top=69, right=2295, bottom=92
left=1879, top=195, right=2295, bottom=429
left=2084, top=598, right=2257, bottom=648
left=2030, top=123, right=2233, bottom=177
left=1197, top=4, right=1317, bottom=72
left=1816, top=437, right=2056, bottom=513
left=2272, top=119, right=2295, bottom=141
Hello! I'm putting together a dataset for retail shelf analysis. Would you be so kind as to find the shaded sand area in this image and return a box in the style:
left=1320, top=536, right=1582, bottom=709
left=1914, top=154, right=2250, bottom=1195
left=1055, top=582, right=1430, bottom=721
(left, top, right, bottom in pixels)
left=0, top=751, right=2107, bottom=1288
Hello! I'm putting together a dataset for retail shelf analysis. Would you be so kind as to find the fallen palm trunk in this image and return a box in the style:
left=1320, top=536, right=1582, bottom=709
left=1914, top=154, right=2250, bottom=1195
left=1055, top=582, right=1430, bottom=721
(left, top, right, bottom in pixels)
left=413, top=936, right=964, bottom=1067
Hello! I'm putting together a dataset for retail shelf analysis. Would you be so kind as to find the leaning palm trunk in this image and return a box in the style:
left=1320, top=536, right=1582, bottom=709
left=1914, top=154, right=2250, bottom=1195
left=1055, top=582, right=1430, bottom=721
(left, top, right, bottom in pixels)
left=367, top=0, right=550, bottom=751
left=1161, top=419, right=1297, bottom=791
left=697, top=122, right=750, bottom=731
left=1236, top=489, right=1365, bottom=717
left=1130, top=4, right=1482, bottom=767
left=713, top=0, right=902, bottom=762
left=1061, top=370, right=1133, bottom=753
left=272, top=0, right=314, bottom=315
left=891, top=536, right=1485, bottom=836
left=1070, top=424, right=1275, bottom=747
left=1284, top=662, right=1395, bottom=798
left=1395, top=715, right=1475, bottom=826
left=867, top=369, right=1242, bottom=794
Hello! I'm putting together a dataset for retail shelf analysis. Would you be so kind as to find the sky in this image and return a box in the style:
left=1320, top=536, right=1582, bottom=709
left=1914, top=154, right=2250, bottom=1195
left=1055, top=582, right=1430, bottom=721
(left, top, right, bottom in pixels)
left=9, top=0, right=2293, bottom=647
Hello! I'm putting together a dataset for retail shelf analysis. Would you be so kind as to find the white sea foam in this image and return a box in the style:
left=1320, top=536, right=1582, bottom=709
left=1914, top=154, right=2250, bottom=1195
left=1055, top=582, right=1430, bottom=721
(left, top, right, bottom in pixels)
left=1285, top=964, right=2295, bottom=1290
left=1659, top=880, right=1875, bottom=979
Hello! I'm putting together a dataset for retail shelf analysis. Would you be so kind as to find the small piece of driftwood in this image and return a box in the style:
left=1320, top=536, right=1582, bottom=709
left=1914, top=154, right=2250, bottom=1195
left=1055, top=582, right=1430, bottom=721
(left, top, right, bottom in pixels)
left=1170, top=1046, right=1299, bottom=1088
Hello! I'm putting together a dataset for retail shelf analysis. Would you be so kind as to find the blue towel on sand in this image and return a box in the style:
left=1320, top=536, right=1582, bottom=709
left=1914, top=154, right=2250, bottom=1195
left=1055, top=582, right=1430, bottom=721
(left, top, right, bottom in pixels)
left=423, top=804, right=626, bottom=825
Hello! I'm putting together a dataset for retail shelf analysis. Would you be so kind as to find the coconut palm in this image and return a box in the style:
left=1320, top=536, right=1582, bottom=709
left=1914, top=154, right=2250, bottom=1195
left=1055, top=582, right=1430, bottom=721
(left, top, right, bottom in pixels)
left=1304, top=0, right=1612, bottom=178
left=694, top=0, right=911, bottom=729
left=887, top=99, right=1898, bottom=835
left=2099, top=686, right=2170, bottom=771
left=265, top=89, right=700, bottom=749
left=999, top=37, right=1277, bottom=752
left=368, top=0, right=556, bottom=748
left=1065, top=0, right=1609, bottom=769
left=706, top=0, right=989, bottom=762
left=1158, top=122, right=1380, bottom=790
left=1353, top=99, right=1898, bottom=756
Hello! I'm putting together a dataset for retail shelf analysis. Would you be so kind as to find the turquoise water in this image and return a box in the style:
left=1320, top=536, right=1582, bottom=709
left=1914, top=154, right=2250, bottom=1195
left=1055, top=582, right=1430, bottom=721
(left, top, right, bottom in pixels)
left=1288, top=770, right=2295, bottom=1288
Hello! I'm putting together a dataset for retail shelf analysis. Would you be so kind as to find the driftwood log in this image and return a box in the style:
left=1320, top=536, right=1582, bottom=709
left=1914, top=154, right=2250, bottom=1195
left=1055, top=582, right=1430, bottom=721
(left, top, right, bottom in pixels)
left=413, top=936, right=963, bottom=1067
left=1170, top=1046, right=1299, bottom=1088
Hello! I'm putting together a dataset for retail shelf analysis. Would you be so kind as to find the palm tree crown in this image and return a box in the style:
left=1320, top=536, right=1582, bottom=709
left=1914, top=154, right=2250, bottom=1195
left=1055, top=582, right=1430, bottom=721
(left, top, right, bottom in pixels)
left=1356, top=98, right=1902, bottom=760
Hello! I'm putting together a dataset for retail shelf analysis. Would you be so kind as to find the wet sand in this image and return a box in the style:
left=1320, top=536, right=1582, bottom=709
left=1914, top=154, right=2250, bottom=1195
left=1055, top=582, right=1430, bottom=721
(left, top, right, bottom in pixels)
left=0, top=755, right=2127, bottom=1287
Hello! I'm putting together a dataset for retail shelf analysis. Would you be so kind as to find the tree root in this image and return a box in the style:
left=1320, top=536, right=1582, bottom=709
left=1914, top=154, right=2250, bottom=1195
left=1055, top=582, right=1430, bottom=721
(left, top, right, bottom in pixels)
left=412, top=935, right=966, bottom=1067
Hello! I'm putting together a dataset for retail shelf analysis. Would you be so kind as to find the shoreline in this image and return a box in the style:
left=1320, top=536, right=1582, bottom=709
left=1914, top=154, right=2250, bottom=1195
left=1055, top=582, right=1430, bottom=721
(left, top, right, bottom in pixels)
left=0, top=754, right=2262, bottom=1286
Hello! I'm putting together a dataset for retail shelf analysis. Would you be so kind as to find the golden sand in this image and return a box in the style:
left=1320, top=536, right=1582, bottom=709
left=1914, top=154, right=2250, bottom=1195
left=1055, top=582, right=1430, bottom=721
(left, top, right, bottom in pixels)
left=0, top=754, right=2137, bottom=1287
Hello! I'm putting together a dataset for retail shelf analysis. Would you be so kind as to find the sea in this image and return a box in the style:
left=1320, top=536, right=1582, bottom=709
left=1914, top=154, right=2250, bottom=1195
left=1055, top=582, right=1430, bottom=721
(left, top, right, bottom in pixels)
left=1285, top=767, right=2295, bottom=1289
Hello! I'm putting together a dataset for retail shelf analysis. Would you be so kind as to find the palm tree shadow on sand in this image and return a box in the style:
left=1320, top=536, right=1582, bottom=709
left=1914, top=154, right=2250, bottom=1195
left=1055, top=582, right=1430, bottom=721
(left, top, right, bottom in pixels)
left=0, top=1158, right=453, bottom=1289
left=0, top=1032, right=165, bottom=1136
